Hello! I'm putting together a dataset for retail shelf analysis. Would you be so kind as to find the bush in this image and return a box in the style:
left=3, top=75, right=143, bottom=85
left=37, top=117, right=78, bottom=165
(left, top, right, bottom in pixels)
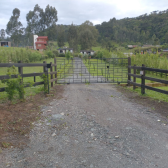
left=45, top=50, right=54, bottom=58
left=58, top=53, right=65, bottom=57
left=65, top=51, right=72, bottom=60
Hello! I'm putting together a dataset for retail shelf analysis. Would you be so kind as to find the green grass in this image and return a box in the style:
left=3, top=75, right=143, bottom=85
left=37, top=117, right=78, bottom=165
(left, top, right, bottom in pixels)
left=127, top=86, right=168, bottom=102
left=0, top=57, right=71, bottom=102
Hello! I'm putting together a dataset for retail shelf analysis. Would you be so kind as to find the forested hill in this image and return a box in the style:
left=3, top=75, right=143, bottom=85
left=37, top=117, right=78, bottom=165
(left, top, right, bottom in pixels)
left=95, top=10, right=168, bottom=45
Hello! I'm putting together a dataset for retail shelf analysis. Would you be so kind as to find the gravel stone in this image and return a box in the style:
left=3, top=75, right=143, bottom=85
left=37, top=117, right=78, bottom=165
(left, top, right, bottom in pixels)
left=0, top=84, right=168, bottom=168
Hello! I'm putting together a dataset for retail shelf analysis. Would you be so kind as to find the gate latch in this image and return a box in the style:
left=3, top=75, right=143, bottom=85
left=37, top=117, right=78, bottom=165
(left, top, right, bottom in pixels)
left=107, top=66, right=109, bottom=69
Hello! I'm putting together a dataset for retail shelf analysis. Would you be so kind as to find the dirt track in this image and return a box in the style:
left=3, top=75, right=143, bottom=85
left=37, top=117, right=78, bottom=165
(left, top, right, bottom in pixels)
left=0, top=84, right=168, bottom=168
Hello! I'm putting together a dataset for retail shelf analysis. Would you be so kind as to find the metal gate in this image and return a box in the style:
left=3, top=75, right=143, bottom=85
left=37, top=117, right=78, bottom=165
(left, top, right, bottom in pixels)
left=56, top=57, right=128, bottom=84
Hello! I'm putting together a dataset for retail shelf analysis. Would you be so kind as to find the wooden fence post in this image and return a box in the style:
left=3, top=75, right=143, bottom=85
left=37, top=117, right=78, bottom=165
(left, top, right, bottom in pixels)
left=128, top=57, right=131, bottom=86
left=43, top=61, right=47, bottom=73
left=43, top=61, right=47, bottom=90
left=50, top=62, right=53, bottom=87
left=133, top=64, right=136, bottom=90
left=54, top=58, right=57, bottom=84
left=18, top=61, right=24, bottom=98
left=18, top=61, right=23, bottom=76
left=141, top=64, right=145, bottom=94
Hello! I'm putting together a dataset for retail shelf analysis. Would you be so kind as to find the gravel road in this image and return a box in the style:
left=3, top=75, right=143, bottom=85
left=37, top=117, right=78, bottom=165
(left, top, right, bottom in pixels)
left=1, top=84, right=168, bottom=168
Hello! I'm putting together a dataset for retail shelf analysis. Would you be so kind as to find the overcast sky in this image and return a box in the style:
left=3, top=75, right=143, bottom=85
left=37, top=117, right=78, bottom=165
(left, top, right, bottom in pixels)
left=0, top=0, right=168, bottom=31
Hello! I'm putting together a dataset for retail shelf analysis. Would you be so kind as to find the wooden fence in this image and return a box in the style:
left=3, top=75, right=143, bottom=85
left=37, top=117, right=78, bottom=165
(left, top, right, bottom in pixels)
left=0, top=58, right=57, bottom=92
left=128, top=57, right=168, bottom=95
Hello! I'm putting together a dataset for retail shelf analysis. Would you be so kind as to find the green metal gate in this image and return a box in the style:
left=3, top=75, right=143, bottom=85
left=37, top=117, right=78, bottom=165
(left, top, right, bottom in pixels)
left=56, top=57, right=128, bottom=84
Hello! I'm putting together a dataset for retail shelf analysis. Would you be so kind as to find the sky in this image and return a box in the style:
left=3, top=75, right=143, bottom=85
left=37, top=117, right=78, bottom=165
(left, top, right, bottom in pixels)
left=0, top=0, right=168, bottom=30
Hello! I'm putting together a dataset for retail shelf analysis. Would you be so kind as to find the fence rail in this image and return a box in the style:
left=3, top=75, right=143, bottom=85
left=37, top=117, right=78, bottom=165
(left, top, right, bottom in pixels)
left=128, top=62, right=168, bottom=95
left=0, top=58, right=57, bottom=93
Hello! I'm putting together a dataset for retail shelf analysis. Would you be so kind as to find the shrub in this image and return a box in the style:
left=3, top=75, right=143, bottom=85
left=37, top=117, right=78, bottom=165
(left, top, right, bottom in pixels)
left=2, top=66, right=25, bottom=100
left=58, top=53, right=65, bottom=57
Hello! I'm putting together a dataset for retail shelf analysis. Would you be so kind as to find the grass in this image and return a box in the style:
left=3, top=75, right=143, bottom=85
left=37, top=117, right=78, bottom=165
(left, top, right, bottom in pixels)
left=127, top=86, right=168, bottom=102
left=0, top=57, right=72, bottom=102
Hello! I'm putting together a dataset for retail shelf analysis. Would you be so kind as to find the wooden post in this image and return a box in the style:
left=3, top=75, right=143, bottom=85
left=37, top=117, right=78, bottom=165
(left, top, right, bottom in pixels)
left=18, top=61, right=23, bottom=75
left=141, top=64, right=145, bottom=94
left=34, top=72, right=36, bottom=83
left=18, top=61, right=24, bottom=99
left=128, top=57, right=131, bottom=86
left=133, top=64, right=136, bottom=90
left=43, top=61, right=47, bottom=73
left=50, top=62, right=53, bottom=87
left=43, top=61, right=47, bottom=91
left=54, top=58, right=57, bottom=84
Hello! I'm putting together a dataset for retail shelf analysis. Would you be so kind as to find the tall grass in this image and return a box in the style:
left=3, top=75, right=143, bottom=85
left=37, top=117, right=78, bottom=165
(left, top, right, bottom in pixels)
left=0, top=47, right=43, bottom=63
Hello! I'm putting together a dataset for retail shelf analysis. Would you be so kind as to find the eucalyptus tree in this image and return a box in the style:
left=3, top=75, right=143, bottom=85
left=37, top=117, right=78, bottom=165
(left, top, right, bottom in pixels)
left=6, top=8, right=24, bottom=46
left=26, top=4, right=58, bottom=35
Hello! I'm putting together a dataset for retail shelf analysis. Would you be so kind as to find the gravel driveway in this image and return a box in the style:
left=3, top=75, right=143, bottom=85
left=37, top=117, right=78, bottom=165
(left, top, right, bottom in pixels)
left=1, top=84, right=168, bottom=168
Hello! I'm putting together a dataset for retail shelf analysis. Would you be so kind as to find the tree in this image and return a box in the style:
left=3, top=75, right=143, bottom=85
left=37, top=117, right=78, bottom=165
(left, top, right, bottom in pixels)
left=6, top=8, right=24, bottom=46
left=0, top=29, right=5, bottom=40
left=44, top=5, right=58, bottom=29
left=57, top=26, right=65, bottom=47
left=67, top=23, right=78, bottom=51
left=78, top=21, right=99, bottom=50
left=26, top=4, right=58, bottom=34
left=26, top=4, right=44, bottom=34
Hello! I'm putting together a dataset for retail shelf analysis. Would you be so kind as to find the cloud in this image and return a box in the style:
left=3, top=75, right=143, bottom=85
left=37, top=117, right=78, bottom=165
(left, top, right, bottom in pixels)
left=0, top=0, right=168, bottom=32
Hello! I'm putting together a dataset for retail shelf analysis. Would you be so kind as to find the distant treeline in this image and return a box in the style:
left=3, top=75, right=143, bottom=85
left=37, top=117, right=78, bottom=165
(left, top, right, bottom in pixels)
left=96, top=10, right=168, bottom=45
left=1, top=7, right=168, bottom=48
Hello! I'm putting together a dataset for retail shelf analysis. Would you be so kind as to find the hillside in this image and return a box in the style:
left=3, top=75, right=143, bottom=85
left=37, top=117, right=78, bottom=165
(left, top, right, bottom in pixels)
left=96, top=10, right=168, bottom=45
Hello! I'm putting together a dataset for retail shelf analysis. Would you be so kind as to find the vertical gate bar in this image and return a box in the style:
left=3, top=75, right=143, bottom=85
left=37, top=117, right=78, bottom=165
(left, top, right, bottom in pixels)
left=105, top=59, right=106, bottom=83
left=121, top=58, right=123, bottom=82
left=64, top=59, right=65, bottom=84
left=128, top=57, right=131, bottom=86
left=113, top=58, right=114, bottom=82
left=73, top=59, right=74, bottom=83
left=133, top=64, right=136, bottom=90
left=81, top=57, right=82, bottom=83
left=97, top=58, right=98, bottom=82
left=89, top=58, right=90, bottom=83
left=54, top=58, right=57, bottom=84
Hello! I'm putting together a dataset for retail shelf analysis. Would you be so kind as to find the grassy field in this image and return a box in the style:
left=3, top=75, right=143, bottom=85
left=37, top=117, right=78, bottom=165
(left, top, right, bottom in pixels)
left=0, top=57, right=72, bottom=102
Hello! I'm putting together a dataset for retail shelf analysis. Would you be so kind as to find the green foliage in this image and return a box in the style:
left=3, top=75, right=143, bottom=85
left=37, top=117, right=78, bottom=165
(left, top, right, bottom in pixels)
left=44, top=50, right=54, bottom=58
left=58, top=53, right=65, bottom=57
left=96, top=10, right=168, bottom=44
left=0, top=47, right=42, bottom=63
left=40, top=73, right=48, bottom=94
left=65, top=51, right=72, bottom=60
left=78, top=21, right=99, bottom=50
left=57, top=25, right=65, bottom=47
left=2, top=66, right=25, bottom=100
left=6, top=8, right=24, bottom=46
left=67, top=24, right=78, bottom=51
left=26, top=4, right=57, bottom=34
left=97, top=51, right=103, bottom=59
